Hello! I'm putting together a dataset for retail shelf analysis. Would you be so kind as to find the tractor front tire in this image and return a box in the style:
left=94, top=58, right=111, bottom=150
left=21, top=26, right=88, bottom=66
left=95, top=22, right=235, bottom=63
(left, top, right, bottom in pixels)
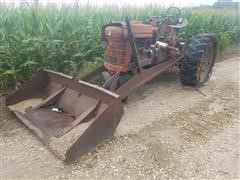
left=180, top=34, right=217, bottom=86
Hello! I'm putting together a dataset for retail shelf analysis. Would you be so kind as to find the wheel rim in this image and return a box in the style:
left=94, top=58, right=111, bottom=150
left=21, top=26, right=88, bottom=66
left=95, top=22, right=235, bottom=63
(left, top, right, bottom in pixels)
left=197, top=42, right=215, bottom=83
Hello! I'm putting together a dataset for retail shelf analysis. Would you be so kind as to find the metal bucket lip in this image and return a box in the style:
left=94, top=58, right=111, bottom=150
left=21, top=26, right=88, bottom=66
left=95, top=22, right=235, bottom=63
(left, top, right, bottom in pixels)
left=6, top=69, right=124, bottom=161
left=43, top=69, right=120, bottom=98
left=6, top=69, right=122, bottom=139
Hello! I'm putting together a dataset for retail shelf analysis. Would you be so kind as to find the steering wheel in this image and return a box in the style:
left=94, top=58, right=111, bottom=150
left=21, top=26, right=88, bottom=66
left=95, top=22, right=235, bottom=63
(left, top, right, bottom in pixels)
left=163, top=7, right=188, bottom=30
left=166, top=7, right=182, bottom=17
left=165, top=7, right=182, bottom=25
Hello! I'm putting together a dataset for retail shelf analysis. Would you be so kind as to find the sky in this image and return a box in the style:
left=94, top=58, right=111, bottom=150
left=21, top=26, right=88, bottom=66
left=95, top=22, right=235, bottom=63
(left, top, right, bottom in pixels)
left=74, top=0, right=217, bottom=7
left=1, top=0, right=238, bottom=7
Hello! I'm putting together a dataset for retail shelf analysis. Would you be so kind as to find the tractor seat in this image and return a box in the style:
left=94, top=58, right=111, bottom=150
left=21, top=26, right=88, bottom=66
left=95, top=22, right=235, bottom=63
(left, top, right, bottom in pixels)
left=169, top=18, right=188, bottom=29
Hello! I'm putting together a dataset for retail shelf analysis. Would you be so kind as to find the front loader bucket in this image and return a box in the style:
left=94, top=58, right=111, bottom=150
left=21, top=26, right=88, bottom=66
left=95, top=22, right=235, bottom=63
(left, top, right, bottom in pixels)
left=6, top=70, right=123, bottom=161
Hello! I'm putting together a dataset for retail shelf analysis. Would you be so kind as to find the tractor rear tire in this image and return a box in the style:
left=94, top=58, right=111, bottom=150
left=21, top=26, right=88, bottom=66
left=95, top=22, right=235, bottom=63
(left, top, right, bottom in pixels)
left=180, top=34, right=217, bottom=86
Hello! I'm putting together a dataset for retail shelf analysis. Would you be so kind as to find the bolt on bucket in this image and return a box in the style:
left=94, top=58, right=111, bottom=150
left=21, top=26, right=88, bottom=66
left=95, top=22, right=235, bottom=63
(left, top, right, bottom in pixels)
left=6, top=70, right=123, bottom=161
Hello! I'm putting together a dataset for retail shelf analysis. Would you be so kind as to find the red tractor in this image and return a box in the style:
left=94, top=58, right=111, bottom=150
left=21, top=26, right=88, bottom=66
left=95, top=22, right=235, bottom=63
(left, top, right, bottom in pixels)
left=6, top=7, right=217, bottom=161
left=83, top=7, right=217, bottom=99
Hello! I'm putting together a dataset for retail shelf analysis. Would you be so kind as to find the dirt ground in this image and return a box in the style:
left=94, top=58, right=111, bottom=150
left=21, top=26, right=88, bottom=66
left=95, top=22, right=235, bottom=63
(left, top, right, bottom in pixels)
left=0, top=45, right=239, bottom=179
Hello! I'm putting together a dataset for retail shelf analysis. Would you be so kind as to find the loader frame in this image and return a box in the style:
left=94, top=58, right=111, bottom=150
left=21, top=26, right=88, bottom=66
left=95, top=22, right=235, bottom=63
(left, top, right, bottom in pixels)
left=6, top=16, right=184, bottom=162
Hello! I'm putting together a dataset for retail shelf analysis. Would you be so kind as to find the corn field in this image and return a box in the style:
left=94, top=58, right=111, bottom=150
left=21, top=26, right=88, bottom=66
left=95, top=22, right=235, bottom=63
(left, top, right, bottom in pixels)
left=0, top=3, right=239, bottom=89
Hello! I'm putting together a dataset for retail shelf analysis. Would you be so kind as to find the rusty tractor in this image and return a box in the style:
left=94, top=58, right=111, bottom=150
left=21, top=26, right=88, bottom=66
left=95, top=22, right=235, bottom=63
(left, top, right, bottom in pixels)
left=6, top=7, right=217, bottom=161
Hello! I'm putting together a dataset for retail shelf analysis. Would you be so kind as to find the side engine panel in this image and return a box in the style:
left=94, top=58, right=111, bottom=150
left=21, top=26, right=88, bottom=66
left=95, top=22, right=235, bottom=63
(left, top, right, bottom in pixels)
left=103, top=22, right=155, bottom=72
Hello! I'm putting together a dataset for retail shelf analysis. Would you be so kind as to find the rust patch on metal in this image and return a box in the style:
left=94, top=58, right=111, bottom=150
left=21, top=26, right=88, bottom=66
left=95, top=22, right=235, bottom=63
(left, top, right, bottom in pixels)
left=6, top=70, right=124, bottom=161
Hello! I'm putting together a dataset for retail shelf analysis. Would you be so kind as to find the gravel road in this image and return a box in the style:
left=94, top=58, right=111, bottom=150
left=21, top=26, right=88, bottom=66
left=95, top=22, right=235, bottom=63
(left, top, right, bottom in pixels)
left=0, top=48, right=239, bottom=179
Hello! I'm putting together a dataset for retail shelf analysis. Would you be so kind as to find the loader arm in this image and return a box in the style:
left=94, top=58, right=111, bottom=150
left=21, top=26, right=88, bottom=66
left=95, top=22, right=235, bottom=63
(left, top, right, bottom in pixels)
left=125, top=17, right=142, bottom=73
